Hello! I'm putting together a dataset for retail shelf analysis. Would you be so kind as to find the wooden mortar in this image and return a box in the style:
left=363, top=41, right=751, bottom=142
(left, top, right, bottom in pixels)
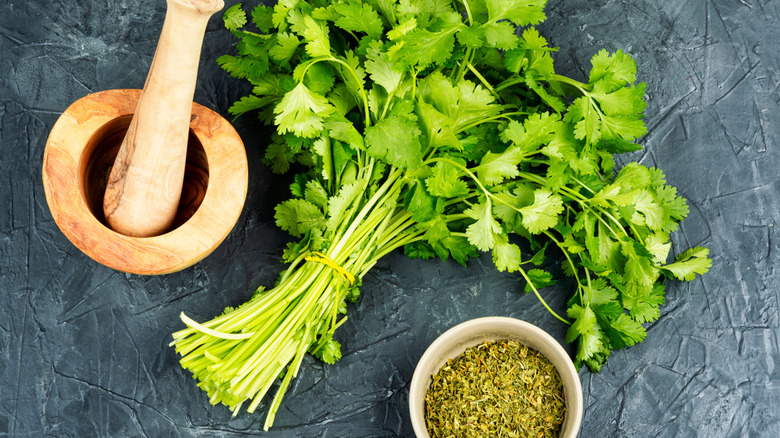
left=42, top=0, right=248, bottom=275
left=43, top=89, right=247, bottom=275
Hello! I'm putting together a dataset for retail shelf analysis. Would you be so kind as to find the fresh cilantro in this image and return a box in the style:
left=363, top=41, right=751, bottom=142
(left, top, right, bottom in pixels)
left=274, top=198, right=326, bottom=237
left=172, top=1, right=712, bottom=429
left=524, top=268, right=557, bottom=293
left=223, top=3, right=247, bottom=31
left=310, top=334, right=342, bottom=364
left=662, top=247, right=712, bottom=281
left=519, top=188, right=564, bottom=234
left=274, top=83, right=334, bottom=137
left=465, top=200, right=502, bottom=251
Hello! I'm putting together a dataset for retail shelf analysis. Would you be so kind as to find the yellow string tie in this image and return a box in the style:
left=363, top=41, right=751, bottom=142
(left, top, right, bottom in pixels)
left=305, top=251, right=355, bottom=286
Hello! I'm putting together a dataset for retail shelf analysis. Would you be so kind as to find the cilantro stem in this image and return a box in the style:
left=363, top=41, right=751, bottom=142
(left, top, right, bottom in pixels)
left=454, top=48, right=474, bottom=83
left=517, top=266, right=570, bottom=324
left=581, top=258, right=593, bottom=304
left=462, top=0, right=474, bottom=25
left=327, top=56, right=372, bottom=127
left=465, top=63, right=501, bottom=101
left=517, top=171, right=628, bottom=241
left=379, top=84, right=398, bottom=120
left=454, top=111, right=530, bottom=133
left=494, top=77, right=524, bottom=93
left=542, top=231, right=585, bottom=302
left=550, top=73, right=589, bottom=95
left=426, top=157, right=570, bottom=323
left=571, top=176, right=597, bottom=194
left=330, top=169, right=403, bottom=256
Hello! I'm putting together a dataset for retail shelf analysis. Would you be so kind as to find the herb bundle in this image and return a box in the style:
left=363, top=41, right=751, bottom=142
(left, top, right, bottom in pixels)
left=170, top=0, right=711, bottom=429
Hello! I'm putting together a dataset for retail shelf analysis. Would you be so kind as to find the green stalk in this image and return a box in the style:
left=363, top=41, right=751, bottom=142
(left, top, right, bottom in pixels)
left=171, top=170, right=424, bottom=430
left=517, top=266, right=570, bottom=324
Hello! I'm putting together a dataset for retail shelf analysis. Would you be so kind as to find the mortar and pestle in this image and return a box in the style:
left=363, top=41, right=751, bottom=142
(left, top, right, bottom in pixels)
left=43, top=0, right=248, bottom=275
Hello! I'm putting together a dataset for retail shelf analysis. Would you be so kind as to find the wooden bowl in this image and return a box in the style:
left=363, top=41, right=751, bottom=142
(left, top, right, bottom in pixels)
left=409, top=317, right=583, bottom=437
left=42, top=89, right=248, bottom=275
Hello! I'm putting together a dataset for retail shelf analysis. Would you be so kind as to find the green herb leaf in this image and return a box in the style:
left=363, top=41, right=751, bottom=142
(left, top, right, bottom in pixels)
left=274, top=83, right=334, bottom=137
left=518, top=188, right=563, bottom=234
left=365, top=115, right=423, bottom=169
left=486, top=0, right=547, bottom=26
left=524, top=268, right=557, bottom=293
left=465, top=201, right=503, bottom=251
left=223, top=3, right=247, bottom=31
left=275, top=198, right=326, bottom=237
left=662, top=247, right=712, bottom=281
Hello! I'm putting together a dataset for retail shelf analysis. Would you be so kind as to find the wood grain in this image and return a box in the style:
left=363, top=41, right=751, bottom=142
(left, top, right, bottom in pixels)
left=102, top=0, right=224, bottom=237
left=43, top=89, right=247, bottom=275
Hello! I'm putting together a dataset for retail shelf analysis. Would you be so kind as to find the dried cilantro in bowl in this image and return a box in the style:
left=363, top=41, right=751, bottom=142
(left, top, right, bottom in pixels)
left=425, top=340, right=566, bottom=437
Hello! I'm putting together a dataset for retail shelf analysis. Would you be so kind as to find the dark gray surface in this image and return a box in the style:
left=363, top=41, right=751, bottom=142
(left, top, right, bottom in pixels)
left=1, top=0, right=777, bottom=436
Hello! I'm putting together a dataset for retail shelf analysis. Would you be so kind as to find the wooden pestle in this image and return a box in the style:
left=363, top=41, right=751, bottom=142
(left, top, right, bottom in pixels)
left=103, top=0, right=224, bottom=237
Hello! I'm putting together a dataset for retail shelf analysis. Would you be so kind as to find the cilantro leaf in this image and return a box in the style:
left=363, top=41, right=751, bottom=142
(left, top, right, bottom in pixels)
left=223, top=3, right=247, bottom=31
left=589, top=49, right=637, bottom=91
left=565, top=304, right=597, bottom=343
left=623, top=283, right=665, bottom=323
left=404, top=241, right=438, bottom=260
left=304, top=180, right=329, bottom=208
left=475, top=146, right=523, bottom=186
left=518, top=188, right=563, bottom=234
left=301, top=15, right=331, bottom=58
left=457, top=25, right=485, bottom=48
left=465, top=201, right=503, bottom=251
left=303, top=62, right=336, bottom=94
left=325, top=115, right=364, bottom=150
left=416, top=100, right=461, bottom=149
left=583, top=279, right=619, bottom=307
left=482, top=21, right=519, bottom=50
left=632, top=189, right=665, bottom=231
left=492, top=236, right=522, bottom=272
left=228, top=94, right=279, bottom=118
left=485, top=0, right=546, bottom=26
left=311, top=335, right=342, bottom=364
left=365, top=41, right=404, bottom=95
left=268, top=32, right=301, bottom=63
left=217, top=54, right=268, bottom=81
left=426, top=161, right=470, bottom=198
left=601, top=313, right=646, bottom=349
left=275, top=198, right=326, bottom=237
left=264, top=140, right=294, bottom=173
left=620, top=237, right=659, bottom=289
left=274, top=83, right=334, bottom=138
left=405, top=180, right=443, bottom=223
left=662, top=247, right=712, bottom=281
left=441, top=236, right=480, bottom=266
left=492, top=185, right=534, bottom=230
left=251, top=4, right=274, bottom=33
left=501, top=112, right=562, bottom=154
left=643, top=232, right=672, bottom=264
left=364, top=115, right=423, bottom=169
left=395, top=23, right=460, bottom=70
left=330, top=2, right=384, bottom=40
left=524, top=268, right=557, bottom=293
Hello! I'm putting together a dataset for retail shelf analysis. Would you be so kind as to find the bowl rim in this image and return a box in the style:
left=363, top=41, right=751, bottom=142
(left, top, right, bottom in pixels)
left=409, top=316, right=583, bottom=438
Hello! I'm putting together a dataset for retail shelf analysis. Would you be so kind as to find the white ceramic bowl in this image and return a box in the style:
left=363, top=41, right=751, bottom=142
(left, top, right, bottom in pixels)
left=409, top=317, right=583, bottom=437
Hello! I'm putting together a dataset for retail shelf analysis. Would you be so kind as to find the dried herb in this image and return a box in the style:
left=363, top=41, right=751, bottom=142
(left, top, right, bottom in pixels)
left=425, top=340, right=566, bottom=438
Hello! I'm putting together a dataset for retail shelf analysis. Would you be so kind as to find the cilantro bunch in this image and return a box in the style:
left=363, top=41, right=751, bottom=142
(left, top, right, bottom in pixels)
left=171, top=0, right=711, bottom=429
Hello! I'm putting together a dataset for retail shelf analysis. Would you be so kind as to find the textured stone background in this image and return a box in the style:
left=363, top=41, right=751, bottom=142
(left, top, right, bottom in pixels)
left=1, top=0, right=778, bottom=436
